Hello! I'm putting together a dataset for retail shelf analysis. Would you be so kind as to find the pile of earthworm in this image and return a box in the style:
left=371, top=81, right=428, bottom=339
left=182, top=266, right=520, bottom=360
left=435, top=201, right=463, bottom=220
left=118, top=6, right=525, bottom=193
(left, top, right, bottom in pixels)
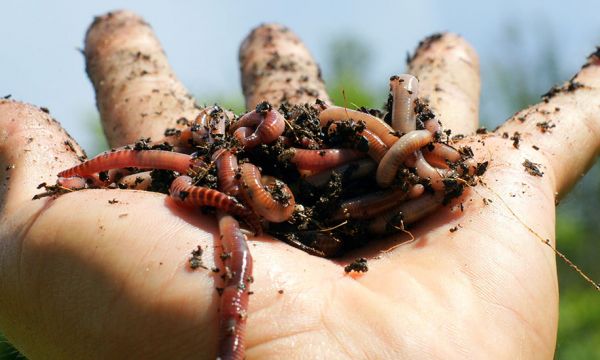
left=55, top=74, right=484, bottom=257
left=50, top=73, right=485, bottom=359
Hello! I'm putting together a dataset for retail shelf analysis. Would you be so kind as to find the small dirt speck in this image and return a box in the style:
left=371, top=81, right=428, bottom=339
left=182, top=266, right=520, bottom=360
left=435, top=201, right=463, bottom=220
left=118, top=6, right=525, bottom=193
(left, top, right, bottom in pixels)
left=344, top=258, right=369, bottom=273
left=523, top=160, right=544, bottom=177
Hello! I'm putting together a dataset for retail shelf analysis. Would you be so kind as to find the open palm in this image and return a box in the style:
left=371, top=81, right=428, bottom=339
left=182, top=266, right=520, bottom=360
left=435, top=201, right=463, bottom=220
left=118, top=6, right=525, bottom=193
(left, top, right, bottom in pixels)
left=1, top=11, right=599, bottom=359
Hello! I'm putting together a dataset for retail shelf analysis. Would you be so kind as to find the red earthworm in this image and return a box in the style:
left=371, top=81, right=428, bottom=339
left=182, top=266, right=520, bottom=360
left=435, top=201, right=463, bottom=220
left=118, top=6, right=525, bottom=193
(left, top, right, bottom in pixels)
left=58, top=150, right=203, bottom=178
left=390, top=75, right=419, bottom=133
left=303, top=158, right=376, bottom=187
left=213, top=149, right=241, bottom=196
left=239, top=163, right=295, bottom=223
left=359, top=128, right=389, bottom=162
left=368, top=194, right=442, bottom=234
left=170, top=176, right=261, bottom=234
left=319, top=106, right=400, bottom=147
left=280, top=148, right=365, bottom=172
left=230, top=105, right=285, bottom=149
left=332, top=188, right=411, bottom=221
left=415, top=152, right=454, bottom=191
left=376, top=130, right=433, bottom=188
left=216, top=212, right=253, bottom=360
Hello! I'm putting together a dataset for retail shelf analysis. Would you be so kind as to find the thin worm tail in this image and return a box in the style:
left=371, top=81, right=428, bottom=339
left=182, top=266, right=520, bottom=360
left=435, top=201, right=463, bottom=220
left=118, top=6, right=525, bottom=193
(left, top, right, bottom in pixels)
left=376, top=130, right=433, bottom=188
left=58, top=150, right=197, bottom=178
left=216, top=213, right=253, bottom=360
left=170, top=176, right=261, bottom=234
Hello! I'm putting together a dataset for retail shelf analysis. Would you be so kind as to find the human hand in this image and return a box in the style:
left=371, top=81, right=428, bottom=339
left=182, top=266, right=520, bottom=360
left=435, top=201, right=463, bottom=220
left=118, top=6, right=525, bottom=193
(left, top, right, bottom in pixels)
left=1, top=10, right=599, bottom=359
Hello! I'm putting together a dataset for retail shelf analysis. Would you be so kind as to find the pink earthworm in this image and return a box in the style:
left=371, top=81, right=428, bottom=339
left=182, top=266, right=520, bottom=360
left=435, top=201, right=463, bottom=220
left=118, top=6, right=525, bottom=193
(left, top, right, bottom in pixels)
left=231, top=104, right=285, bottom=149
left=359, top=128, right=389, bottom=162
left=56, top=176, right=89, bottom=190
left=390, top=74, right=419, bottom=133
left=319, top=106, right=400, bottom=147
left=368, top=193, right=442, bottom=234
left=239, top=163, right=295, bottom=223
left=216, top=212, right=253, bottom=360
left=169, top=175, right=261, bottom=234
left=423, top=117, right=442, bottom=134
left=303, top=158, right=377, bottom=187
left=280, top=148, right=365, bottom=172
left=422, top=143, right=461, bottom=166
left=213, top=149, right=241, bottom=196
left=58, top=150, right=203, bottom=178
left=376, top=130, right=433, bottom=188
left=207, top=107, right=231, bottom=143
left=422, top=143, right=477, bottom=175
left=332, top=187, right=413, bottom=221
left=414, top=151, right=454, bottom=191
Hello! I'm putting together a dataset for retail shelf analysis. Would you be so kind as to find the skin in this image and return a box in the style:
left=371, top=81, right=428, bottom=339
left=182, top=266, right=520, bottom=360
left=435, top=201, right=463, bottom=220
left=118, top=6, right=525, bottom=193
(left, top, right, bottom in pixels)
left=1, top=10, right=599, bottom=360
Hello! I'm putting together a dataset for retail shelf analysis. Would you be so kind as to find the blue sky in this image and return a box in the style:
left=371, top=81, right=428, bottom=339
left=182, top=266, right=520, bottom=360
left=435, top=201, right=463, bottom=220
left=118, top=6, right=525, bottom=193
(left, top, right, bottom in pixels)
left=2, top=1, right=599, bottom=154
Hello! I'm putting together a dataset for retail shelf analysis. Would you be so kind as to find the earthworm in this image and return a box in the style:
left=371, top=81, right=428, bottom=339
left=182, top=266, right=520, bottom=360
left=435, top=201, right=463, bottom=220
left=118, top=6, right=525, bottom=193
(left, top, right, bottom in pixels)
left=213, top=149, right=241, bottom=196
left=56, top=176, right=89, bottom=190
left=332, top=188, right=412, bottom=221
left=368, top=194, right=442, bottom=234
left=303, top=158, right=377, bottom=187
left=422, top=143, right=477, bottom=175
left=161, top=109, right=210, bottom=148
left=170, top=176, right=261, bottom=234
left=422, top=143, right=461, bottom=166
left=415, top=151, right=454, bottom=191
left=58, top=150, right=202, bottom=178
left=376, top=130, right=433, bottom=188
left=280, top=148, right=365, bottom=173
left=239, top=163, right=295, bottom=223
left=319, top=106, right=400, bottom=147
left=207, top=107, right=231, bottom=143
left=216, top=212, right=253, bottom=360
left=390, top=75, right=419, bottom=133
left=284, top=231, right=343, bottom=257
left=423, top=117, right=442, bottom=134
left=359, top=128, right=389, bottom=162
left=231, top=104, right=285, bottom=149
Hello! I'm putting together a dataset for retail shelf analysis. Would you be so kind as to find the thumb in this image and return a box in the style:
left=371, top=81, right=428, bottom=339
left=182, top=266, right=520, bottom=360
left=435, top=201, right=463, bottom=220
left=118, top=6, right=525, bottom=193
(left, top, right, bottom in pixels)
left=0, top=100, right=84, bottom=214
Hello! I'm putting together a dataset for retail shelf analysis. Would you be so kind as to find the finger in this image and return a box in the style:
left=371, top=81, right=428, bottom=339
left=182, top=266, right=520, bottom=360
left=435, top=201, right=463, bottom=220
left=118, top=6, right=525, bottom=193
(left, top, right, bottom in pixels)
left=498, top=50, right=600, bottom=198
left=85, top=11, right=200, bottom=147
left=0, top=100, right=83, bottom=212
left=407, top=33, right=481, bottom=135
left=239, top=23, right=330, bottom=110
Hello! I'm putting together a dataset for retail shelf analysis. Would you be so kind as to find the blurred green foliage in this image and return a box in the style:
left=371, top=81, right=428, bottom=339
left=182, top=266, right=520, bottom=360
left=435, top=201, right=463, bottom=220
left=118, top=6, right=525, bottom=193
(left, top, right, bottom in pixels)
left=1, top=26, right=599, bottom=360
